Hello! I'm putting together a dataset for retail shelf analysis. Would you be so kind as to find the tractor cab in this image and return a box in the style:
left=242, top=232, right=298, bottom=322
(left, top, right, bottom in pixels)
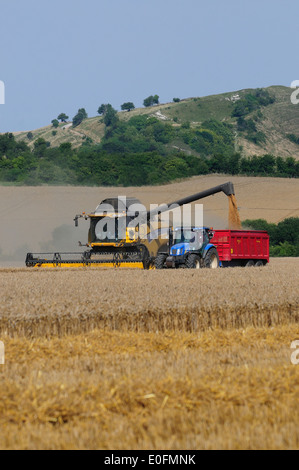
left=170, top=227, right=214, bottom=255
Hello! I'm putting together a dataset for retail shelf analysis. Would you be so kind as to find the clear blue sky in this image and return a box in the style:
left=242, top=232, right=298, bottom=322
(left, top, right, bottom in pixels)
left=0, top=0, right=297, bottom=132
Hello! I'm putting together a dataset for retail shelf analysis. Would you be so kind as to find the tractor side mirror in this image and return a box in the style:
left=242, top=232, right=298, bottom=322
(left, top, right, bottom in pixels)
left=208, top=230, right=214, bottom=240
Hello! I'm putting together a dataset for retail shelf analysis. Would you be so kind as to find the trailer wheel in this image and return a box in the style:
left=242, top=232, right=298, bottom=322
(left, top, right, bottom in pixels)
left=255, top=260, right=264, bottom=267
left=155, top=254, right=167, bottom=269
left=245, top=260, right=255, bottom=267
left=203, top=248, right=220, bottom=269
left=186, top=254, right=201, bottom=269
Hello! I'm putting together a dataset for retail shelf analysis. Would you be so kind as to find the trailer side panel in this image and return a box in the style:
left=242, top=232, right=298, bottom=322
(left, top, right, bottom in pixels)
left=211, top=230, right=270, bottom=264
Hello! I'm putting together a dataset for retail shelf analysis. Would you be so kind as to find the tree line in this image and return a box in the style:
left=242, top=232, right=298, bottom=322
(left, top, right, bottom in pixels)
left=49, top=94, right=163, bottom=129
left=50, top=94, right=184, bottom=129
left=0, top=128, right=298, bottom=186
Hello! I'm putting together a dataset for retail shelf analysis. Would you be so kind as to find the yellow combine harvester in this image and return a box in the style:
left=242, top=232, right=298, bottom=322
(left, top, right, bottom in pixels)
left=25, top=182, right=235, bottom=269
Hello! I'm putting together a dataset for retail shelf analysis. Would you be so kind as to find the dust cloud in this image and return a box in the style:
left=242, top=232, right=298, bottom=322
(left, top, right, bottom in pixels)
left=0, top=186, right=94, bottom=266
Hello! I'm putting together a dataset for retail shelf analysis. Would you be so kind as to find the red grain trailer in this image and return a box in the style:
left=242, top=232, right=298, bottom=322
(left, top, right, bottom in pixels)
left=211, top=230, right=270, bottom=267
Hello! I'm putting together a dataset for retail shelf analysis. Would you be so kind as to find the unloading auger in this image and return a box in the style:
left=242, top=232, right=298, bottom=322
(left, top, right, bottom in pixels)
left=25, top=182, right=235, bottom=269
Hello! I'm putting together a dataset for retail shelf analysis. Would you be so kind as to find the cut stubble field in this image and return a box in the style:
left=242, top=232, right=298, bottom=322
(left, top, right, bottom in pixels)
left=0, top=258, right=298, bottom=450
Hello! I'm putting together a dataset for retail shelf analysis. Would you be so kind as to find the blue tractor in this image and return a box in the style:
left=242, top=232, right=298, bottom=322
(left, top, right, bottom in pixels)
left=155, top=227, right=220, bottom=269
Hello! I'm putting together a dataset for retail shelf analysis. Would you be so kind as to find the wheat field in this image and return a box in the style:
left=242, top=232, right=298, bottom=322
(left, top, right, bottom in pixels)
left=0, top=258, right=298, bottom=450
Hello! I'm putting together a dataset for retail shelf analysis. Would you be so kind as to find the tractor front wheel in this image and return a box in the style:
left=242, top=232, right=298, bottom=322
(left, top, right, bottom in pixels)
left=185, top=254, right=201, bottom=269
left=203, top=248, right=220, bottom=269
left=155, top=254, right=167, bottom=269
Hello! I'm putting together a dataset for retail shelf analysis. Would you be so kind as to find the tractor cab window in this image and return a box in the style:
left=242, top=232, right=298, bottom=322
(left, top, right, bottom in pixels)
left=174, top=229, right=204, bottom=250
left=198, top=230, right=204, bottom=246
left=174, top=230, right=193, bottom=243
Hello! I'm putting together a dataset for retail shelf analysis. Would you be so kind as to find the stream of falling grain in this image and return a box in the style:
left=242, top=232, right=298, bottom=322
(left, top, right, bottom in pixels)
left=228, top=195, right=242, bottom=230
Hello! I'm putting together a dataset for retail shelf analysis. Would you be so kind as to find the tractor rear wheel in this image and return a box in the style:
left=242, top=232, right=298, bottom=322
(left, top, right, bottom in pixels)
left=186, top=254, right=201, bottom=269
left=155, top=254, right=167, bottom=269
left=203, top=248, right=220, bottom=269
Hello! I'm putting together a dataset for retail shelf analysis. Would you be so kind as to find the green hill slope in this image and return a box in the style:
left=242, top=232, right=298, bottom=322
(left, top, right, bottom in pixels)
left=1, top=85, right=298, bottom=186
left=13, top=85, right=299, bottom=159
